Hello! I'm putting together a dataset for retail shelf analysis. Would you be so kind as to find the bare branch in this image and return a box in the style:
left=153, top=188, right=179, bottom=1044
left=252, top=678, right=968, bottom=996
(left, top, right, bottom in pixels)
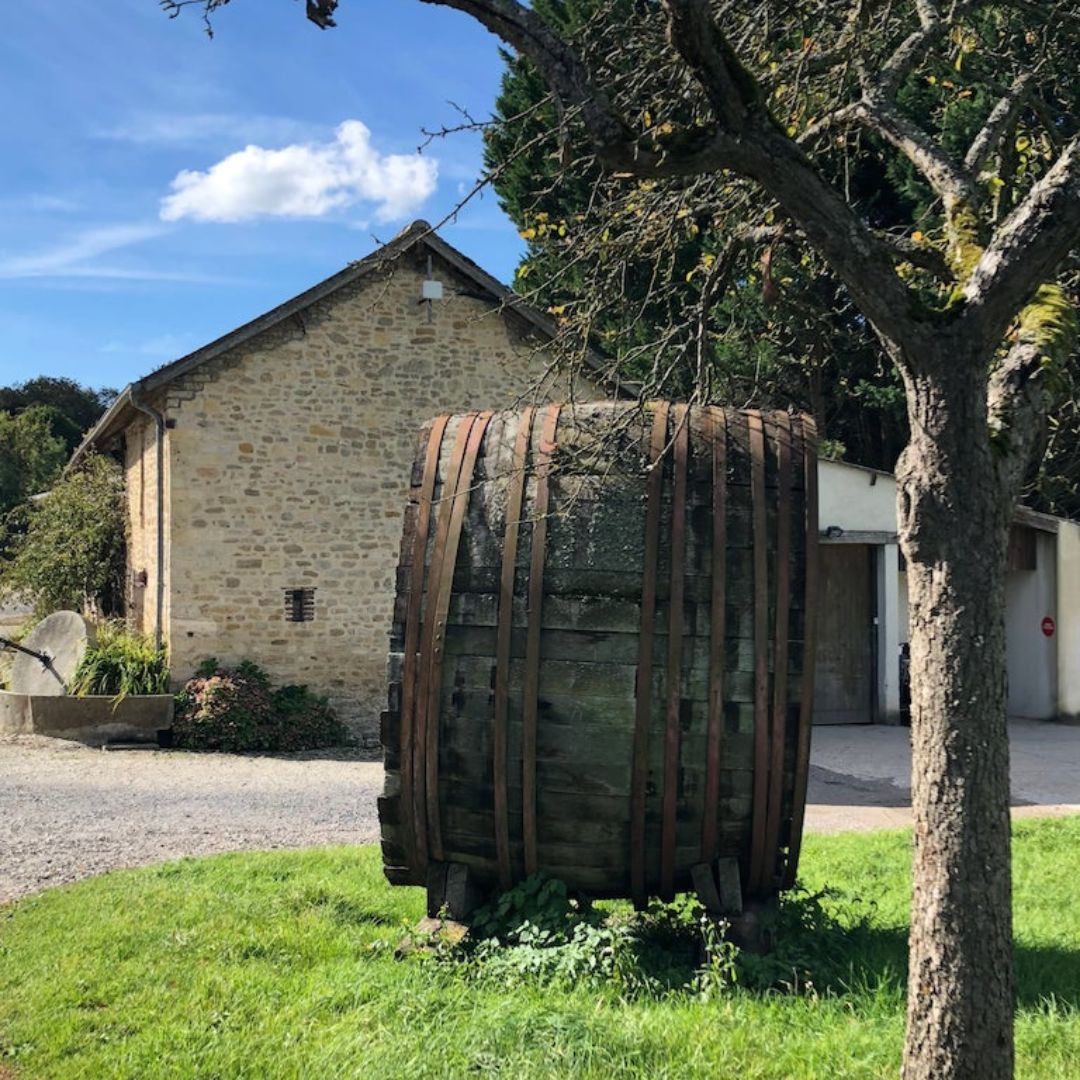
left=962, top=138, right=1080, bottom=348
left=732, top=221, right=953, bottom=281
left=415, top=0, right=923, bottom=352
left=965, top=74, right=1035, bottom=177
left=843, top=0, right=984, bottom=202
left=724, top=128, right=928, bottom=351
left=417, top=0, right=641, bottom=169
left=914, top=0, right=943, bottom=31
left=877, top=2, right=977, bottom=100
left=855, top=93, right=975, bottom=201
left=796, top=104, right=859, bottom=149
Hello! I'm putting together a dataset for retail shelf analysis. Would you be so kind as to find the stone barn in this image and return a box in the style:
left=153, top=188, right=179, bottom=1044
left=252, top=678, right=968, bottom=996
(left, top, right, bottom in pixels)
left=71, top=218, right=1080, bottom=744
left=72, top=221, right=605, bottom=745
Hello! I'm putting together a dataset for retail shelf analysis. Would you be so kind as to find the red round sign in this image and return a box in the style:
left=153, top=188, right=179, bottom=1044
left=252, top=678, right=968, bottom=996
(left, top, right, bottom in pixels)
left=1042, top=616, right=1056, bottom=638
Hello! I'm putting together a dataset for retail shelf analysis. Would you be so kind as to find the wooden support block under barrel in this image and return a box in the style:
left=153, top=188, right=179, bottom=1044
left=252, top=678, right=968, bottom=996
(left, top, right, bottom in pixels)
left=379, top=402, right=819, bottom=915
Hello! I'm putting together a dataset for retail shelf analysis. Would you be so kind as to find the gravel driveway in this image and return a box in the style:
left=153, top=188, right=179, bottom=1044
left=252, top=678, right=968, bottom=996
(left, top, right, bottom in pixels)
left=7, top=719, right=1080, bottom=904
left=0, top=735, right=383, bottom=904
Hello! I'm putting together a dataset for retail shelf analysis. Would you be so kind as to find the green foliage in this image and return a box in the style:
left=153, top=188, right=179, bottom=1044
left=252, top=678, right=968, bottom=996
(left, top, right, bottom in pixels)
left=426, top=872, right=872, bottom=1000
left=173, top=659, right=352, bottom=752
left=0, top=376, right=116, bottom=455
left=268, top=682, right=349, bottom=751
left=485, top=0, right=909, bottom=472
left=0, top=405, right=68, bottom=517
left=0, top=453, right=126, bottom=618
left=68, top=622, right=170, bottom=700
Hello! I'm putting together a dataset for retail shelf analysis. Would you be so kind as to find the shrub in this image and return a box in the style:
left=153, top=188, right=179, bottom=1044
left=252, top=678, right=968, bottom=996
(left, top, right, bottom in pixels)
left=68, top=622, right=170, bottom=700
left=172, top=664, right=275, bottom=752
left=0, top=453, right=125, bottom=618
left=265, top=683, right=350, bottom=751
left=173, top=659, right=352, bottom=752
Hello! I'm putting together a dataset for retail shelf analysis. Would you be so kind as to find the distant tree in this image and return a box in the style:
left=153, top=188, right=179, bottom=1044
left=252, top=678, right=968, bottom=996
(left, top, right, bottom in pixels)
left=0, top=406, right=68, bottom=517
left=0, top=454, right=126, bottom=618
left=0, top=377, right=116, bottom=457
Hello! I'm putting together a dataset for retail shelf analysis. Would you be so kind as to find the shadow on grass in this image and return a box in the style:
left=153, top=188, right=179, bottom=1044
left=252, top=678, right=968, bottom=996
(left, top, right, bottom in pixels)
left=738, top=918, right=1080, bottom=1010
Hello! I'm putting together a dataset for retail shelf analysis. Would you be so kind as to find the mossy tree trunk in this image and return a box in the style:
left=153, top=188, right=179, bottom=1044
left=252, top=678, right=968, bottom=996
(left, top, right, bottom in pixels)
left=897, top=349, right=1015, bottom=1079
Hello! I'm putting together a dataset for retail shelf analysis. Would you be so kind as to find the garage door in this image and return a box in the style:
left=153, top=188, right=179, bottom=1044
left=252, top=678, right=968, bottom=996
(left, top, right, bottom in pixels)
left=813, top=544, right=875, bottom=724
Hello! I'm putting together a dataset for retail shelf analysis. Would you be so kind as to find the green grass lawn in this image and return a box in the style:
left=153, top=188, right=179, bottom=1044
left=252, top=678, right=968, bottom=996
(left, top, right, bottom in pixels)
left=2, top=819, right=1079, bottom=1079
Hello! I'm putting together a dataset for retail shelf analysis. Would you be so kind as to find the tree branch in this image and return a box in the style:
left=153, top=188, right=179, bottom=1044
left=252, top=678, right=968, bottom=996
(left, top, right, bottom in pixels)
left=988, top=335, right=1056, bottom=497
left=855, top=92, right=976, bottom=201
left=419, top=0, right=931, bottom=359
left=732, top=222, right=953, bottom=281
left=877, top=1, right=979, bottom=99
left=662, top=0, right=755, bottom=132
left=417, top=0, right=642, bottom=169
left=914, top=0, right=943, bottom=31
left=965, top=74, right=1035, bottom=177
left=961, top=138, right=1080, bottom=349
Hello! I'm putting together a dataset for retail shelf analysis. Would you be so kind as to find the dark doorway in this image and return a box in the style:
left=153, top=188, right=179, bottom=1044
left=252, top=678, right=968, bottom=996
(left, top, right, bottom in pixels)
left=813, top=544, right=876, bottom=725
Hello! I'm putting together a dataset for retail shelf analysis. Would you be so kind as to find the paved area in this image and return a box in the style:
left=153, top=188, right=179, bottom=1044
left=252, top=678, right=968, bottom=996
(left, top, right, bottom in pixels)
left=0, top=735, right=383, bottom=904
left=806, top=717, right=1080, bottom=832
left=4, top=718, right=1079, bottom=903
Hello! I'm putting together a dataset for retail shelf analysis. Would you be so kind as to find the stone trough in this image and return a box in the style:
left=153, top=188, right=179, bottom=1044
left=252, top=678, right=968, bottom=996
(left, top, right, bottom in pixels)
left=2, top=611, right=172, bottom=746
left=0, top=689, right=174, bottom=746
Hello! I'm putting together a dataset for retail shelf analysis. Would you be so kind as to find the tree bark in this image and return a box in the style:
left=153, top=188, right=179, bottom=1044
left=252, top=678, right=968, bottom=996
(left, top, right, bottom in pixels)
left=897, top=350, right=1015, bottom=1080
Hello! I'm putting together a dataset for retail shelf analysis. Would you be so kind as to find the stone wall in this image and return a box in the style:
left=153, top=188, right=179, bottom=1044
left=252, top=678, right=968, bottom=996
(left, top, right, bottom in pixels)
left=139, top=248, right=590, bottom=745
left=124, top=411, right=166, bottom=639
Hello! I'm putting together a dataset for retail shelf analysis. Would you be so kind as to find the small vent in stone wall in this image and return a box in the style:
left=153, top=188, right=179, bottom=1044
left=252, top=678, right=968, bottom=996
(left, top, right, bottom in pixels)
left=284, top=588, right=316, bottom=623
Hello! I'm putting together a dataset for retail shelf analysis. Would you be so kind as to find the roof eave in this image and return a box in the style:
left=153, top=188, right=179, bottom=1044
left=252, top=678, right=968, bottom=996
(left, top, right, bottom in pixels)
left=67, top=220, right=632, bottom=468
left=66, top=386, right=134, bottom=472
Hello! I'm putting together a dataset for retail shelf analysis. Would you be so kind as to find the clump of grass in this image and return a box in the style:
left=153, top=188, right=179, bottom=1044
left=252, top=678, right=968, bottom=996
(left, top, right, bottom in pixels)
left=421, top=872, right=873, bottom=1000
left=68, top=621, right=169, bottom=701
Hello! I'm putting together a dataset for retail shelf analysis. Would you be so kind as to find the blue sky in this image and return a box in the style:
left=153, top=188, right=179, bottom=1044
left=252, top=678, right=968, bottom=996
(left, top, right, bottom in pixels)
left=1, top=0, right=524, bottom=392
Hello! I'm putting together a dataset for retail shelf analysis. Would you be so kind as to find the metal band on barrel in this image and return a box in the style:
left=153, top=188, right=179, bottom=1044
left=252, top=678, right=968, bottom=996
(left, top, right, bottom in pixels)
left=522, top=403, right=561, bottom=877
left=660, top=404, right=689, bottom=901
left=701, top=407, right=727, bottom=861
left=784, top=414, right=819, bottom=888
left=494, top=407, right=536, bottom=887
left=400, top=415, right=450, bottom=875
left=424, top=411, right=492, bottom=863
left=413, top=412, right=480, bottom=866
left=746, top=410, right=770, bottom=896
left=763, top=412, right=793, bottom=889
left=631, top=402, right=669, bottom=908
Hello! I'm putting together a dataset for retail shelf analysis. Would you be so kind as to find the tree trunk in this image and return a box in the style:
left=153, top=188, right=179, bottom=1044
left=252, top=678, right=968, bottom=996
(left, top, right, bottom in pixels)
left=897, top=353, right=1015, bottom=1080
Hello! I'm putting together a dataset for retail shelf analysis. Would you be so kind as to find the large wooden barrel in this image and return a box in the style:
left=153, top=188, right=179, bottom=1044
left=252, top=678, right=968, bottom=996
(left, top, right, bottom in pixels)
left=379, top=403, right=818, bottom=909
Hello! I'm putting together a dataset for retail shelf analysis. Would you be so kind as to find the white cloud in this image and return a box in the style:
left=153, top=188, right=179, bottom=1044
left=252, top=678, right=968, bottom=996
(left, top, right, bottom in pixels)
left=160, top=120, right=438, bottom=225
left=97, top=112, right=323, bottom=149
left=0, top=224, right=165, bottom=279
left=0, top=223, right=245, bottom=285
left=0, top=193, right=81, bottom=214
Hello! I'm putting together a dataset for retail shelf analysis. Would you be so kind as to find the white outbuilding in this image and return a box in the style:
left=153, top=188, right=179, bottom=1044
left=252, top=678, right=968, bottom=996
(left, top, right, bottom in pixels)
left=815, top=459, right=1080, bottom=725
